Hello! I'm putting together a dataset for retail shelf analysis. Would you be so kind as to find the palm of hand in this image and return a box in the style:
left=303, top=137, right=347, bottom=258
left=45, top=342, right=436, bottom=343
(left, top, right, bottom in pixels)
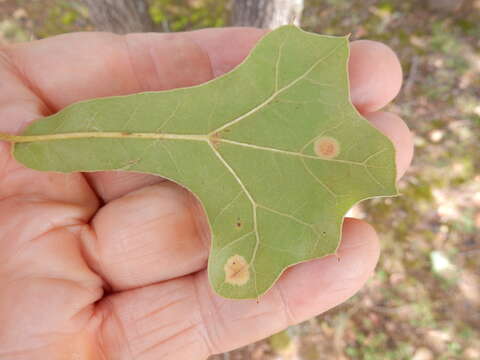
left=0, top=28, right=411, bottom=360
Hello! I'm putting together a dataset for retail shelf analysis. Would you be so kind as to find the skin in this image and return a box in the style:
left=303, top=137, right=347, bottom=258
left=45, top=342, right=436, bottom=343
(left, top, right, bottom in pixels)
left=0, top=27, right=413, bottom=359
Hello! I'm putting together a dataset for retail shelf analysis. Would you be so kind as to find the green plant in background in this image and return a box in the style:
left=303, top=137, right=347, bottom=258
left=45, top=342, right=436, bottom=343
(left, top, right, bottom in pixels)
left=148, top=0, right=227, bottom=31
left=347, top=333, right=414, bottom=360
left=0, top=19, right=29, bottom=42
left=269, top=329, right=296, bottom=355
left=36, top=0, right=88, bottom=38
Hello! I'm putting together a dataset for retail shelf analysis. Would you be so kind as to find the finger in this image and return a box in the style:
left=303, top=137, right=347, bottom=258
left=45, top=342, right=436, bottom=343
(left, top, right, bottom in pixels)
left=7, top=28, right=267, bottom=111
left=6, top=34, right=401, bottom=115
left=80, top=182, right=209, bottom=291
left=366, top=111, right=414, bottom=180
left=83, top=171, right=167, bottom=203
left=349, top=40, right=403, bottom=114
left=93, top=218, right=378, bottom=359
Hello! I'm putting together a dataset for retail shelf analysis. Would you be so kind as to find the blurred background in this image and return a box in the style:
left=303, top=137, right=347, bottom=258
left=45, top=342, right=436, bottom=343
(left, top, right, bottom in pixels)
left=1, top=0, right=479, bottom=359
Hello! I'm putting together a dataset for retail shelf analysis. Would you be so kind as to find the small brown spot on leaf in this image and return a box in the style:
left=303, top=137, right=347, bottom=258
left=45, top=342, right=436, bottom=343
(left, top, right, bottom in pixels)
left=210, top=132, right=221, bottom=149
left=314, top=137, right=340, bottom=159
left=224, top=254, right=249, bottom=286
left=235, top=218, right=242, bottom=228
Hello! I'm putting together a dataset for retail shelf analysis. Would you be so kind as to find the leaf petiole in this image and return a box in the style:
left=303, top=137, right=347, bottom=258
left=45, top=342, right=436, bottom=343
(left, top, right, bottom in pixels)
left=0, top=132, right=209, bottom=144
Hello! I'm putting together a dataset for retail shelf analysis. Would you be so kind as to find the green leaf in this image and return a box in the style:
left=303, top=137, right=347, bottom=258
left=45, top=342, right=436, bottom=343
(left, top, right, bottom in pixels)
left=6, top=25, right=397, bottom=299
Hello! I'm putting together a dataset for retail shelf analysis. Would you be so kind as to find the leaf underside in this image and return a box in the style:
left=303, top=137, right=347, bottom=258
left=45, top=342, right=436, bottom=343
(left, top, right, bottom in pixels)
left=13, top=25, right=397, bottom=299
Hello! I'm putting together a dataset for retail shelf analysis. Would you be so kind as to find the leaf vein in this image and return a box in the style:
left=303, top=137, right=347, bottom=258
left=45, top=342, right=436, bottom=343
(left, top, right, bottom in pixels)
left=211, top=40, right=344, bottom=135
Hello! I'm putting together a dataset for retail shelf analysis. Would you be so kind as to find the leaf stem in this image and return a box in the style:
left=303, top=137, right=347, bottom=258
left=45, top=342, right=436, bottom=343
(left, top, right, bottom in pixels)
left=0, top=133, right=19, bottom=143
left=0, top=132, right=209, bottom=143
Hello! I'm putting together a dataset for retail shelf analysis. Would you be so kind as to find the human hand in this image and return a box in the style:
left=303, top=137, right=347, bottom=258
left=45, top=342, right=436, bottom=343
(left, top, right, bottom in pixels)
left=0, top=27, right=413, bottom=359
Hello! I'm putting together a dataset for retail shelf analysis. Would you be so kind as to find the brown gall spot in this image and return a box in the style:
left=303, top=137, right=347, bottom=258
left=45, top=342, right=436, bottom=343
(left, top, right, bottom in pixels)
left=314, top=137, right=340, bottom=159
left=235, top=218, right=242, bottom=228
left=224, top=254, right=249, bottom=286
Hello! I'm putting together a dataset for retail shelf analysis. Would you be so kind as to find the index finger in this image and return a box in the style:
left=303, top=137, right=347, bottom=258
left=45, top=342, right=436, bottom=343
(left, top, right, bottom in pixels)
left=7, top=28, right=267, bottom=111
